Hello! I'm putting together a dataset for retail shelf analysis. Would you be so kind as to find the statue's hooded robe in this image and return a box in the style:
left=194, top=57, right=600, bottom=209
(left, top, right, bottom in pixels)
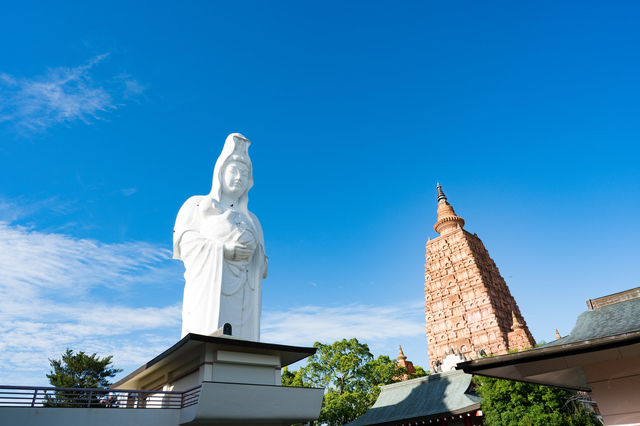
left=173, top=133, right=267, bottom=341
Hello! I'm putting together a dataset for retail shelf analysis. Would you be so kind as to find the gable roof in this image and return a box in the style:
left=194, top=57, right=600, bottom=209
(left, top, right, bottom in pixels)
left=346, top=370, right=480, bottom=426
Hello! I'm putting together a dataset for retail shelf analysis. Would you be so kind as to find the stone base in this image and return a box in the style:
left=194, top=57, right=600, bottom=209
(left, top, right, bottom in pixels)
left=180, top=382, right=323, bottom=425
left=112, top=333, right=323, bottom=426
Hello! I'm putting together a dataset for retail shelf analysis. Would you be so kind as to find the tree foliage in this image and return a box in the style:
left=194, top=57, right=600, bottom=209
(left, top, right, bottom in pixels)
left=474, top=376, right=601, bottom=426
left=282, top=338, right=428, bottom=426
left=45, top=349, right=122, bottom=407
left=407, top=365, right=429, bottom=380
left=281, top=366, right=306, bottom=388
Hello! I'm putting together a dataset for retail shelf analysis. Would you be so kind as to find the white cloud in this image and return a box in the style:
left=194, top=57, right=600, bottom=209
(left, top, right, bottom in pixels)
left=0, top=221, right=175, bottom=294
left=261, top=302, right=430, bottom=372
left=0, top=219, right=183, bottom=386
left=116, top=73, right=147, bottom=100
left=0, top=196, right=75, bottom=223
left=0, top=54, right=145, bottom=133
left=262, top=301, right=425, bottom=350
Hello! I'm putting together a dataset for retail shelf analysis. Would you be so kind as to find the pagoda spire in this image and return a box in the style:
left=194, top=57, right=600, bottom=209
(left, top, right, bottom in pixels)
left=434, top=183, right=465, bottom=235
left=395, top=345, right=416, bottom=380
left=437, top=182, right=447, bottom=203
left=511, top=311, right=524, bottom=330
left=398, top=345, right=407, bottom=361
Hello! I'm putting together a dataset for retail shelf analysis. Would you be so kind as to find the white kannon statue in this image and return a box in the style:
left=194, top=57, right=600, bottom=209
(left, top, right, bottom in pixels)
left=173, top=133, right=268, bottom=341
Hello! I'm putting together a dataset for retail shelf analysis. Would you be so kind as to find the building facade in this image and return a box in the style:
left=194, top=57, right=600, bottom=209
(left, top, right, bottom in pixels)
left=425, top=185, right=535, bottom=370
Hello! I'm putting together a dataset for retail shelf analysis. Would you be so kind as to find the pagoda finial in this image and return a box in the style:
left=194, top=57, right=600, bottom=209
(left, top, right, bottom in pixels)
left=398, top=345, right=407, bottom=361
left=433, top=183, right=465, bottom=235
left=511, top=311, right=524, bottom=330
left=555, top=329, right=561, bottom=340
left=437, top=182, right=447, bottom=203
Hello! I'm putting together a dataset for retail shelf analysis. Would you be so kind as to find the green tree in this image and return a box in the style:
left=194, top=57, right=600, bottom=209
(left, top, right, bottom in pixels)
left=474, top=376, right=601, bottom=426
left=282, top=338, right=427, bottom=426
left=281, top=366, right=307, bottom=388
left=407, top=365, right=429, bottom=380
left=45, top=349, right=123, bottom=407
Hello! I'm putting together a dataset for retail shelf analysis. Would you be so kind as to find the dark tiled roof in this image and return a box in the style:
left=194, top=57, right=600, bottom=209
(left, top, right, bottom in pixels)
left=541, top=297, right=640, bottom=349
left=346, top=370, right=480, bottom=426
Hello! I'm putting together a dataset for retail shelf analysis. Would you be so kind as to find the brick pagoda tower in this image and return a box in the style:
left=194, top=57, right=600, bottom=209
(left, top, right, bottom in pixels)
left=424, top=184, right=535, bottom=371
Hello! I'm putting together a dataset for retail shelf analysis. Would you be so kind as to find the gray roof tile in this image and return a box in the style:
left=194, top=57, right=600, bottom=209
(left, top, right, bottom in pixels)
left=541, top=297, right=640, bottom=349
left=346, top=370, right=480, bottom=426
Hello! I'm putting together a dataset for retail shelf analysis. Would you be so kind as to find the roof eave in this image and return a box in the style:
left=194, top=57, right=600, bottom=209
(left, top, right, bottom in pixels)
left=456, top=332, right=640, bottom=391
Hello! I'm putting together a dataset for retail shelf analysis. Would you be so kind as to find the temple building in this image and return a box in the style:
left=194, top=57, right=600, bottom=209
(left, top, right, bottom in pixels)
left=458, top=286, right=640, bottom=425
left=425, top=184, right=535, bottom=371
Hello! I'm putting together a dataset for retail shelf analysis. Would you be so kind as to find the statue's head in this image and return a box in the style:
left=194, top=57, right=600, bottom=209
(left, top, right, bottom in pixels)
left=210, top=133, right=253, bottom=209
left=222, top=160, right=249, bottom=199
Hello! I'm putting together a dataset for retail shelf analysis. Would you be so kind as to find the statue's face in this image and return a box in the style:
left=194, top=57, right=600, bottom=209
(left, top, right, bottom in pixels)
left=222, top=161, right=249, bottom=199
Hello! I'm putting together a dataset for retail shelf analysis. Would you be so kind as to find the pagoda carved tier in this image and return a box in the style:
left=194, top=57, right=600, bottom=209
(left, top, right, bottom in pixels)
left=425, top=184, right=535, bottom=371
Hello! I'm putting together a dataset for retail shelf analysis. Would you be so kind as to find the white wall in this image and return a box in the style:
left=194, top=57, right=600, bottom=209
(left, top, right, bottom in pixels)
left=0, top=407, right=180, bottom=426
left=585, top=353, right=640, bottom=425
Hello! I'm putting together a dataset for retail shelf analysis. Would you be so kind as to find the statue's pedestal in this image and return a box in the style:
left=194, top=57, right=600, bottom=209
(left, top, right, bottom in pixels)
left=112, top=333, right=323, bottom=426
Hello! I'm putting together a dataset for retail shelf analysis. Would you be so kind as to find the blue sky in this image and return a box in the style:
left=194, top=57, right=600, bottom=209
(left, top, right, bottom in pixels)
left=1, top=1, right=639, bottom=385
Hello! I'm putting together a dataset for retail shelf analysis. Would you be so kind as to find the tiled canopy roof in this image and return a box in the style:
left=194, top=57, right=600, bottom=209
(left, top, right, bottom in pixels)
left=542, top=290, right=640, bottom=348
left=346, top=370, right=480, bottom=426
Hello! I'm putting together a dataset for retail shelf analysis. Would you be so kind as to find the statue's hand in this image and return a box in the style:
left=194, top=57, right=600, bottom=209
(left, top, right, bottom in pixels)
left=223, top=241, right=255, bottom=261
left=223, top=243, right=235, bottom=260
left=236, top=230, right=257, bottom=252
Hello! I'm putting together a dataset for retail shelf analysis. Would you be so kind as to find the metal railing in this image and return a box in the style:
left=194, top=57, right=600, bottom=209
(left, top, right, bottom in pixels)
left=0, top=385, right=202, bottom=409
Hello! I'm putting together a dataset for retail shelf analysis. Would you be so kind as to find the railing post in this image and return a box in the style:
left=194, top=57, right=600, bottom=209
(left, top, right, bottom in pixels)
left=31, top=389, right=38, bottom=407
left=87, top=390, right=93, bottom=408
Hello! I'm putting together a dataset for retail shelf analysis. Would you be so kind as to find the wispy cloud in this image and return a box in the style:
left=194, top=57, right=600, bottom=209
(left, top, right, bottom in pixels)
left=0, top=216, right=183, bottom=386
left=262, top=302, right=425, bottom=350
left=116, top=73, right=147, bottom=100
left=0, top=196, right=76, bottom=223
left=0, top=221, right=175, bottom=294
left=0, top=54, right=145, bottom=133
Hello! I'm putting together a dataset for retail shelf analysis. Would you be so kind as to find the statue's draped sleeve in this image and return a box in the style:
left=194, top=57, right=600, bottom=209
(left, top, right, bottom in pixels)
left=174, top=196, right=224, bottom=337
left=173, top=196, right=205, bottom=260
